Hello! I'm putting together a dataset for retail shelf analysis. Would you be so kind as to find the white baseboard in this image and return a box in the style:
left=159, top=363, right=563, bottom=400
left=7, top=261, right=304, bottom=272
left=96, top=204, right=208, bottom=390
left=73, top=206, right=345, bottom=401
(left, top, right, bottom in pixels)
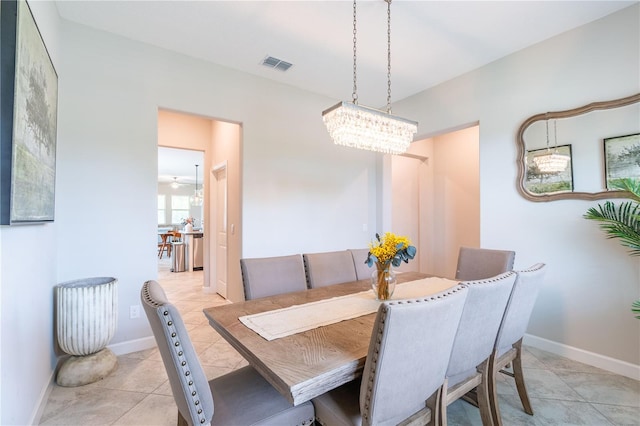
left=30, top=370, right=55, bottom=426
left=524, top=334, right=640, bottom=380
left=108, top=336, right=157, bottom=356
left=202, top=285, right=216, bottom=294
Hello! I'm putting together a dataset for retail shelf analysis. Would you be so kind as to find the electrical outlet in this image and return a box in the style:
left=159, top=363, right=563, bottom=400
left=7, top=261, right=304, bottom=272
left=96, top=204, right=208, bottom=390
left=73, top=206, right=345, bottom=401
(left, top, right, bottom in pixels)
left=130, top=305, right=141, bottom=319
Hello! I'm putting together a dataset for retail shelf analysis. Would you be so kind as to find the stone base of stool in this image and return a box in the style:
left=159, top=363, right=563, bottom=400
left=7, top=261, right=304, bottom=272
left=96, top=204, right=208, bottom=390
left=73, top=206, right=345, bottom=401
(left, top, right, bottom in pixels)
left=56, top=348, right=118, bottom=387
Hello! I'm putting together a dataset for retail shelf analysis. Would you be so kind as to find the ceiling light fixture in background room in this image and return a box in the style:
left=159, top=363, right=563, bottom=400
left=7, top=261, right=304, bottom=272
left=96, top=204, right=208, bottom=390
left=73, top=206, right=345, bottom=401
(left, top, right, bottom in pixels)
left=533, top=117, right=570, bottom=173
left=170, top=177, right=179, bottom=189
left=322, top=0, right=417, bottom=155
left=189, top=165, right=203, bottom=206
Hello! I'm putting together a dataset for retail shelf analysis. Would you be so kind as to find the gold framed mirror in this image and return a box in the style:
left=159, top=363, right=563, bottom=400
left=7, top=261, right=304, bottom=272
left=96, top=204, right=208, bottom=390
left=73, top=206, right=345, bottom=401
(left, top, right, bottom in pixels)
left=516, top=93, right=640, bottom=202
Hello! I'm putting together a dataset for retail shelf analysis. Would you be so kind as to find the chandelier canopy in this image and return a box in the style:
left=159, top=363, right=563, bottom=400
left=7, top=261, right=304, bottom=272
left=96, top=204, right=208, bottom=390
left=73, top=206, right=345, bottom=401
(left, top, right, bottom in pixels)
left=322, top=0, right=417, bottom=155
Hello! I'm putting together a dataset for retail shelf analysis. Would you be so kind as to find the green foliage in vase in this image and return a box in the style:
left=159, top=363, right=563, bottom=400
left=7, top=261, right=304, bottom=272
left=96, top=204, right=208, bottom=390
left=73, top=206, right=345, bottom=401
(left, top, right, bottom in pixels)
left=633, top=299, right=640, bottom=320
left=584, top=178, right=640, bottom=319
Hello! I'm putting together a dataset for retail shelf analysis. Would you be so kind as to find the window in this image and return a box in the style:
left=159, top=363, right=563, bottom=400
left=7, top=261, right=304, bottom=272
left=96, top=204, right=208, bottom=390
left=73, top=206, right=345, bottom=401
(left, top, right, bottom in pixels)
left=157, top=195, right=166, bottom=224
left=171, top=195, right=190, bottom=224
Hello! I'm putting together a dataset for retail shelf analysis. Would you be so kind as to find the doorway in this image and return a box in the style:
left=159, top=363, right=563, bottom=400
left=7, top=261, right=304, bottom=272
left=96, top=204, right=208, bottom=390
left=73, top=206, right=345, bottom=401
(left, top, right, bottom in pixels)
left=157, top=147, right=205, bottom=277
left=391, top=125, right=480, bottom=278
left=157, top=109, right=242, bottom=299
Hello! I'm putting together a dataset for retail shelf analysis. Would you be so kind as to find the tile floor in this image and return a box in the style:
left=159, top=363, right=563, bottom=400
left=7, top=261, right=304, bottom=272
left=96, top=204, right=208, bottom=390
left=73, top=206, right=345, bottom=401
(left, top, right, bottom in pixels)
left=39, top=262, right=640, bottom=425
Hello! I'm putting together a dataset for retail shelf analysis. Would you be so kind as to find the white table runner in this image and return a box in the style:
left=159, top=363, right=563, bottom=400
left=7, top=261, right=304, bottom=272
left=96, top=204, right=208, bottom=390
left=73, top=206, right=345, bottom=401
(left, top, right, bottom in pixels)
left=239, top=277, right=458, bottom=341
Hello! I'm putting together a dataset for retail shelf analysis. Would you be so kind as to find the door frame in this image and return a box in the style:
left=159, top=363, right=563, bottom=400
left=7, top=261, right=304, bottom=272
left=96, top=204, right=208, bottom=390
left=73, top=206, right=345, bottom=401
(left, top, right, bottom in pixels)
left=211, top=160, right=228, bottom=297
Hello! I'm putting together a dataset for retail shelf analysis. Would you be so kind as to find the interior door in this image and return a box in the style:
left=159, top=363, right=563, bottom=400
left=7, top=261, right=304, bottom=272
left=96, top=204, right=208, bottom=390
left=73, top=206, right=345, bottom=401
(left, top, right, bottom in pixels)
left=213, top=165, right=228, bottom=298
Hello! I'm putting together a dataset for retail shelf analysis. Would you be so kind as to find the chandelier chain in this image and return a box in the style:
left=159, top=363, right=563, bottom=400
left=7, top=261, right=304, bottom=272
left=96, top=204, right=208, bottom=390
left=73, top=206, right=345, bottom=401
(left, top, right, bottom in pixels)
left=352, top=0, right=358, bottom=104
left=545, top=113, right=550, bottom=151
left=387, top=0, right=392, bottom=113
left=321, top=0, right=417, bottom=155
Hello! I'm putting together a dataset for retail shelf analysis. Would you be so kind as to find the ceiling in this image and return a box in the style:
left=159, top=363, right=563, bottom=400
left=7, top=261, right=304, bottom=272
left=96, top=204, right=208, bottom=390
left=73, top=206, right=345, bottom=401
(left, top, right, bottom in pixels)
left=54, top=0, right=636, bottom=179
left=158, top=147, right=204, bottom=184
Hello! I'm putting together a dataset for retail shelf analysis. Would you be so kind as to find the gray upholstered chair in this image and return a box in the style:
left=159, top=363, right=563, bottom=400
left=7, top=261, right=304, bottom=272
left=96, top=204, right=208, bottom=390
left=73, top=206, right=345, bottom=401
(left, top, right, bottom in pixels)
left=439, top=271, right=517, bottom=426
left=348, top=248, right=372, bottom=281
left=455, top=247, right=515, bottom=281
left=240, top=254, right=308, bottom=300
left=312, top=285, right=469, bottom=426
left=303, top=250, right=358, bottom=288
left=140, top=280, right=315, bottom=426
left=489, top=263, right=546, bottom=426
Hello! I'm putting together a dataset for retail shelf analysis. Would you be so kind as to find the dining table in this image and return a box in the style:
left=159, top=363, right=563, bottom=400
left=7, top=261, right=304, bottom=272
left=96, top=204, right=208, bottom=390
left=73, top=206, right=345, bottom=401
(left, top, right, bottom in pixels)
left=203, top=271, right=459, bottom=406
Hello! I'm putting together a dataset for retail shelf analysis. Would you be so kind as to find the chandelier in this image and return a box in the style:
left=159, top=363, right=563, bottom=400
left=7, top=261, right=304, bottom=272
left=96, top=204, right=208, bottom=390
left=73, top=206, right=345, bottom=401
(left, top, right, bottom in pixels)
left=170, top=177, right=180, bottom=190
left=189, top=164, right=203, bottom=207
left=533, top=118, right=569, bottom=173
left=322, top=0, right=417, bottom=155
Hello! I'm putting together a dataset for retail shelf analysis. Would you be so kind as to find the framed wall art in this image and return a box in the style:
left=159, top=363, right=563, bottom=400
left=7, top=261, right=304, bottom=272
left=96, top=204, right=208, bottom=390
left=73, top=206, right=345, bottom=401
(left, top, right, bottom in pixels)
left=604, top=133, right=640, bottom=189
left=525, top=144, right=574, bottom=195
left=1, top=0, right=58, bottom=225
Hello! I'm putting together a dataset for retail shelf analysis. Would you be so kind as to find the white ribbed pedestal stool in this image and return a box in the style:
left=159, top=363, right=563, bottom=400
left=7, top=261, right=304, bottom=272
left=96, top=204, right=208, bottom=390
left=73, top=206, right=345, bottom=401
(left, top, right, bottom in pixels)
left=55, top=277, right=118, bottom=387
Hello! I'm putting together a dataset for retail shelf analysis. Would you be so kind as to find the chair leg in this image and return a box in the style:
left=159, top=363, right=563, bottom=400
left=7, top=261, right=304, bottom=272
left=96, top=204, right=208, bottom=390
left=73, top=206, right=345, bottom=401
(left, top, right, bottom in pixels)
left=476, top=359, right=494, bottom=426
left=488, top=350, right=503, bottom=426
left=438, top=378, right=449, bottom=426
left=512, top=339, right=533, bottom=415
left=159, top=242, right=168, bottom=259
left=426, top=385, right=443, bottom=426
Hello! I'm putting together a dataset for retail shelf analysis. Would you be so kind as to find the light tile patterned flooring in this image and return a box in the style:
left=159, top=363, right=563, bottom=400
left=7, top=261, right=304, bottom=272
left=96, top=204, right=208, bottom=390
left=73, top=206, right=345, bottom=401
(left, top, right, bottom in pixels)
left=40, top=262, right=640, bottom=425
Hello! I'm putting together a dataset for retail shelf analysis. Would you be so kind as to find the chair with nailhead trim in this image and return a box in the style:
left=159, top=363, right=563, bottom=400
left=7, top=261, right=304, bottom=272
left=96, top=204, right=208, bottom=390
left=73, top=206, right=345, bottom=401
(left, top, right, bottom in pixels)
left=438, top=271, right=517, bottom=426
left=240, top=254, right=308, bottom=300
left=141, top=280, right=315, bottom=426
left=488, top=263, right=546, bottom=426
left=348, top=248, right=373, bottom=281
left=311, top=284, right=469, bottom=426
left=454, top=247, right=515, bottom=281
left=303, top=251, right=358, bottom=288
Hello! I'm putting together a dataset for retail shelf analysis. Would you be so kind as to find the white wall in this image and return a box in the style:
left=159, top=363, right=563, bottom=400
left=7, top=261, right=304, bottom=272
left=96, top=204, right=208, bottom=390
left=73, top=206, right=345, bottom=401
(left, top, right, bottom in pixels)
left=431, top=126, right=481, bottom=278
left=54, top=12, right=379, bottom=343
left=0, top=1, right=61, bottom=424
left=396, top=5, right=640, bottom=373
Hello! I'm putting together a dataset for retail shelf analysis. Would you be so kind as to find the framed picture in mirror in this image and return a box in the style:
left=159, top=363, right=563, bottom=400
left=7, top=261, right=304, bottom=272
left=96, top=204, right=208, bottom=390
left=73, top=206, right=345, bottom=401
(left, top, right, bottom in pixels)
left=604, top=133, right=640, bottom=190
left=525, top=145, right=574, bottom=195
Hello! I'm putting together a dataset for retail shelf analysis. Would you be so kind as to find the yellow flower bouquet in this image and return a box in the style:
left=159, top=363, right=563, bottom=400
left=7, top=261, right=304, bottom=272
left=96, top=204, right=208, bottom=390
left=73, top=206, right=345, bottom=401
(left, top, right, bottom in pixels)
left=366, top=232, right=417, bottom=300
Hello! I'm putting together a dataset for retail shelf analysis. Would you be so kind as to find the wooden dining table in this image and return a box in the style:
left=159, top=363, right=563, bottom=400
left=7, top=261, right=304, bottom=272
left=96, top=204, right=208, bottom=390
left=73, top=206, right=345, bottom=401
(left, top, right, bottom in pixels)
left=203, top=271, right=456, bottom=406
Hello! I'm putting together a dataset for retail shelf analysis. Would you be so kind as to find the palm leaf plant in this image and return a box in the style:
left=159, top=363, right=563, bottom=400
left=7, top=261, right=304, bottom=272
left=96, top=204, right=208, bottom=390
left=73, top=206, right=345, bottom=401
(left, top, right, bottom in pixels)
left=584, top=178, right=640, bottom=318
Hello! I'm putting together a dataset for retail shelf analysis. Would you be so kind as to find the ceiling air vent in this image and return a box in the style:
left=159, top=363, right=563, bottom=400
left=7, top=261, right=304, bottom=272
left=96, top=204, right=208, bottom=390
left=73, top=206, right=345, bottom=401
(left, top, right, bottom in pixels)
left=261, top=55, right=293, bottom=72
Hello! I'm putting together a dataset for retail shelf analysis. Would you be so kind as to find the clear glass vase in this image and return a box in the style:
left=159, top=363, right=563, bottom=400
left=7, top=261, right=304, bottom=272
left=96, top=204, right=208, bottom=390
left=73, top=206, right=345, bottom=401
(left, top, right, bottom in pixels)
left=371, top=264, right=397, bottom=301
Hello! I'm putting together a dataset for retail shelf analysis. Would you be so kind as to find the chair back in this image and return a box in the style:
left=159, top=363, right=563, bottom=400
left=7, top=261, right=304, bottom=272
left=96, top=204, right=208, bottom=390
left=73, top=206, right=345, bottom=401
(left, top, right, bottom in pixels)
left=140, top=280, right=214, bottom=425
left=455, top=246, right=515, bottom=281
left=349, top=248, right=372, bottom=281
left=240, top=254, right=308, bottom=300
left=303, top=250, right=358, bottom=288
left=359, top=285, right=469, bottom=425
left=446, top=272, right=517, bottom=386
left=495, top=263, right=546, bottom=354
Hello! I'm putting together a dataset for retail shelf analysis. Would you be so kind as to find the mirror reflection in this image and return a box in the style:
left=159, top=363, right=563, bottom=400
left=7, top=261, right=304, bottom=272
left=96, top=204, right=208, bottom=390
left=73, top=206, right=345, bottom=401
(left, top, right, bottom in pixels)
left=517, top=93, right=640, bottom=201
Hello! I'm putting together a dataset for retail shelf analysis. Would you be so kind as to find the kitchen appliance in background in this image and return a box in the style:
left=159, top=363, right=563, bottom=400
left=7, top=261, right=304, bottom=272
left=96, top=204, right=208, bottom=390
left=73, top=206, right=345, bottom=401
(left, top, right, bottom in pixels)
left=193, top=234, right=203, bottom=271
left=171, top=242, right=185, bottom=273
